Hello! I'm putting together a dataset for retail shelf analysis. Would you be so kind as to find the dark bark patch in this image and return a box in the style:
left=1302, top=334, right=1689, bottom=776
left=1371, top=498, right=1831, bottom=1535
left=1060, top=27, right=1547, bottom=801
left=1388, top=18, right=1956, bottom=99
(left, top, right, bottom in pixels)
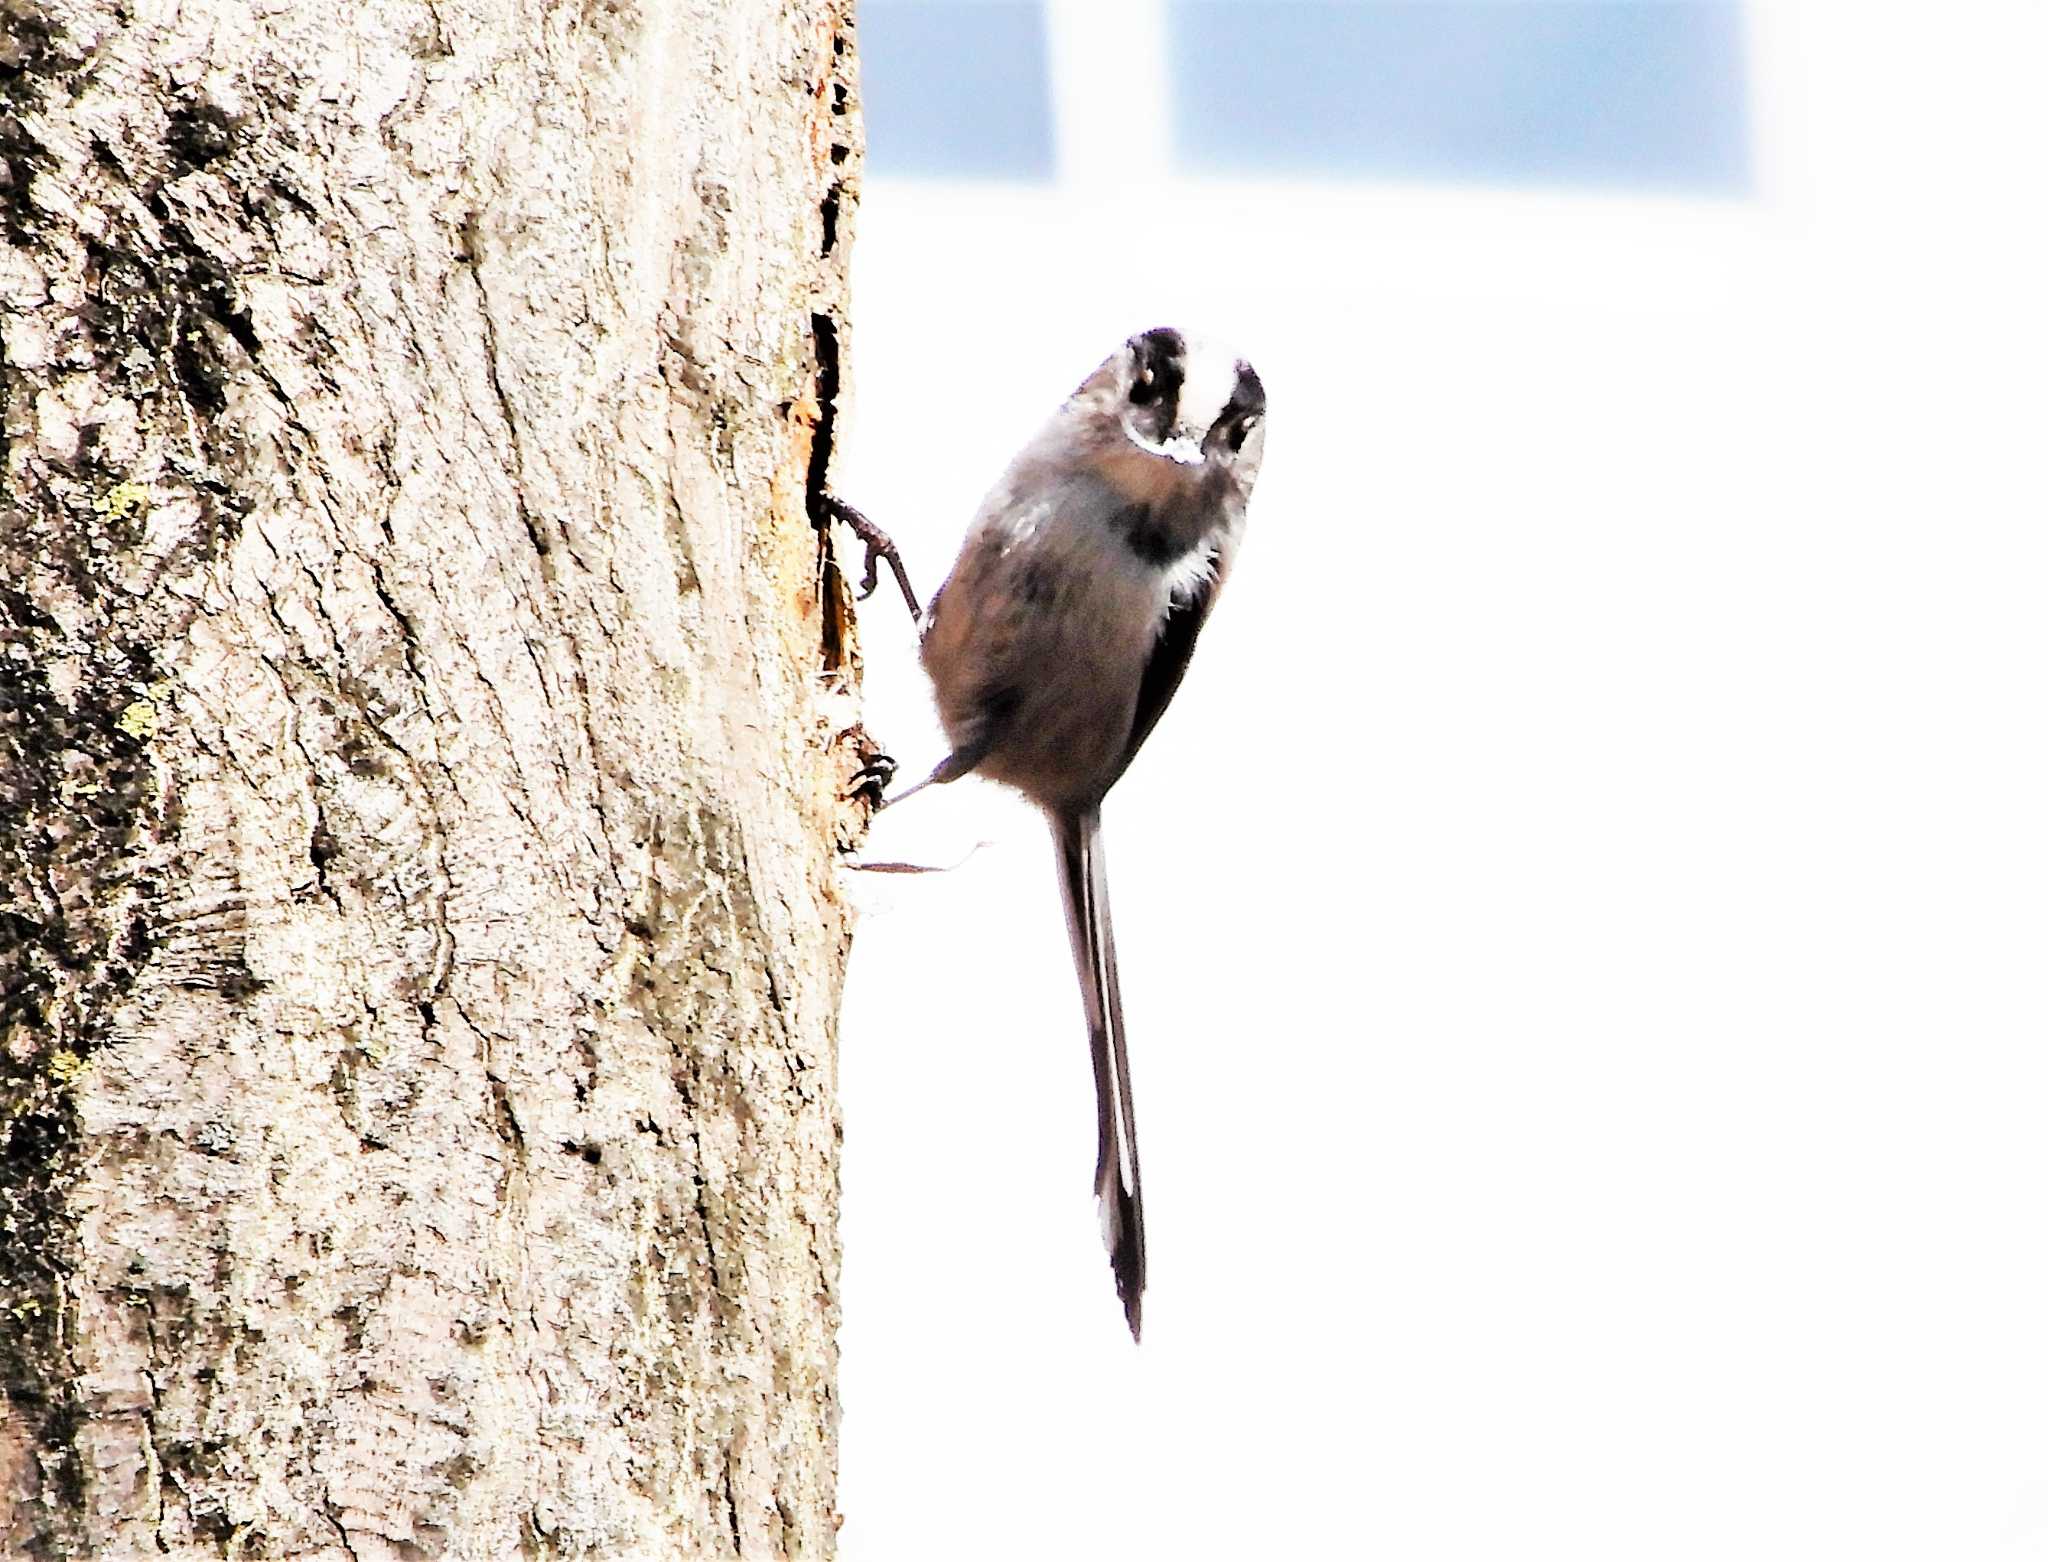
left=808, top=311, right=855, bottom=672
left=0, top=618, right=163, bottom=1551
left=165, top=96, right=236, bottom=173
left=0, top=43, right=268, bottom=1539
left=819, top=181, right=841, bottom=256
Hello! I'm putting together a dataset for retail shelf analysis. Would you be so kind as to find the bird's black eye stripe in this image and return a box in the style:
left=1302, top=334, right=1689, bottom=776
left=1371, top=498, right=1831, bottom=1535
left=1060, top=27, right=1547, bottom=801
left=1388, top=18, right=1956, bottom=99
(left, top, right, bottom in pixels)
left=1126, top=328, right=1185, bottom=419
left=1229, top=362, right=1265, bottom=418
left=1214, top=361, right=1264, bottom=453
left=1202, top=363, right=1261, bottom=454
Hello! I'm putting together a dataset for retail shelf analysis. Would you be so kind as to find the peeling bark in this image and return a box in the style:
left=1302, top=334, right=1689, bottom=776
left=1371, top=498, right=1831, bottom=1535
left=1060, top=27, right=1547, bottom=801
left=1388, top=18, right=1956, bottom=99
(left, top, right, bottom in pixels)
left=1, top=0, right=867, bottom=1555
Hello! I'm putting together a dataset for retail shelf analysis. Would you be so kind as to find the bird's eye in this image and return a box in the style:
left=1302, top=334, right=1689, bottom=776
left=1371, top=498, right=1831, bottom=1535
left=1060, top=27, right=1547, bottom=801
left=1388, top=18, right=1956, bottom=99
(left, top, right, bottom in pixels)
left=1227, top=412, right=1259, bottom=452
left=1129, top=364, right=1159, bottom=406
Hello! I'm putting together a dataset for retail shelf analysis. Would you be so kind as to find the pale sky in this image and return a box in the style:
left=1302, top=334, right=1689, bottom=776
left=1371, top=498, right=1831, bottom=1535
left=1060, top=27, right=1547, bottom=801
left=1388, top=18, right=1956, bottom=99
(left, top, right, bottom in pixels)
left=861, top=0, right=1750, bottom=189
left=834, top=7, right=2048, bottom=1558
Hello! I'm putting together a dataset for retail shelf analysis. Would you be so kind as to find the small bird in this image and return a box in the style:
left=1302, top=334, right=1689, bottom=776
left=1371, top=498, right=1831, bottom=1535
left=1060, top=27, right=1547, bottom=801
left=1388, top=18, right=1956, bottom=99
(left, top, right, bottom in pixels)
left=886, top=327, right=1267, bottom=1339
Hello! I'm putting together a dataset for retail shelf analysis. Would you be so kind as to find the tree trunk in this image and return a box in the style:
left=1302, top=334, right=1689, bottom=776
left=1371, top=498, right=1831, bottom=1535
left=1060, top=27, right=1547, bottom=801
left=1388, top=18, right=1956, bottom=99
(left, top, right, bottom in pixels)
left=1, top=0, right=866, bottom=1555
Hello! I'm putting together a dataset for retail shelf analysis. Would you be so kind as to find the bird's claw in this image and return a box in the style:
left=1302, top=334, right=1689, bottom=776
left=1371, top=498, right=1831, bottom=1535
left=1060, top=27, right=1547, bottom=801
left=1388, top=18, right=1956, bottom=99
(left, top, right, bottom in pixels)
left=836, top=725, right=898, bottom=808
left=848, top=754, right=897, bottom=803
left=821, top=495, right=922, bottom=623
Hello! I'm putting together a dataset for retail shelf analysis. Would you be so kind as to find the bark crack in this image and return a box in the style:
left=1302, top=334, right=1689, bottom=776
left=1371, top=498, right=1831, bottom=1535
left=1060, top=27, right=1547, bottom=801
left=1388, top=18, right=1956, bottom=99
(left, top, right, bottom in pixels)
left=720, top=1456, right=744, bottom=1559
left=469, top=258, right=551, bottom=568
left=805, top=311, right=853, bottom=673
left=355, top=540, right=460, bottom=996
left=139, top=1363, right=171, bottom=1555
left=323, top=1496, right=363, bottom=1562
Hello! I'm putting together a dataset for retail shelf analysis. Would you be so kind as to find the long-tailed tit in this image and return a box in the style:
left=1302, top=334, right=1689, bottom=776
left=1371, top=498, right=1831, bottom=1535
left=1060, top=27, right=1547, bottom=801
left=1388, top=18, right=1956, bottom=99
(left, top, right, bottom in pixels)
left=843, top=328, right=1266, bottom=1339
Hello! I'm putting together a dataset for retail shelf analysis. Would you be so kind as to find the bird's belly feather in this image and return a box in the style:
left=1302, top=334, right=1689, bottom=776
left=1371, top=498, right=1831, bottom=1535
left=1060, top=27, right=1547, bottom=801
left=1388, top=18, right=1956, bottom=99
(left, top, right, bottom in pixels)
left=921, top=515, right=1167, bottom=810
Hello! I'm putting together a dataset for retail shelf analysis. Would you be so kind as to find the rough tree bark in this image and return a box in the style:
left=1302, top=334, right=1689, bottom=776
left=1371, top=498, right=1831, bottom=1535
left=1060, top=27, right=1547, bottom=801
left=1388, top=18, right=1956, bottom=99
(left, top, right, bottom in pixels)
left=1, top=0, right=868, bottom=1555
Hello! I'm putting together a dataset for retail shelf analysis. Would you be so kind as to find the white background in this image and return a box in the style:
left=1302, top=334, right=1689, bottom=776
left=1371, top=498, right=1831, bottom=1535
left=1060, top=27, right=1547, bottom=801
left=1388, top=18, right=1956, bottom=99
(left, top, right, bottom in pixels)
left=833, top=7, right=2048, bottom=1557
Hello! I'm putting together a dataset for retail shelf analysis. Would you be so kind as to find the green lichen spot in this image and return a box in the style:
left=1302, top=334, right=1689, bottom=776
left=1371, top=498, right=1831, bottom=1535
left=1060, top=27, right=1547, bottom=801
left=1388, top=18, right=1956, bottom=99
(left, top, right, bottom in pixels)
left=47, top=1049, right=85, bottom=1085
left=94, top=480, right=151, bottom=523
left=117, top=699, right=157, bottom=738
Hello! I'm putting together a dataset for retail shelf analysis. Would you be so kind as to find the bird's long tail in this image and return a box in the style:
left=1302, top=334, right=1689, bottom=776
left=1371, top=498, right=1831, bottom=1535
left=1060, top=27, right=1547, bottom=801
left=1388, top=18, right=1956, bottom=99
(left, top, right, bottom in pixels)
left=1053, top=806, right=1146, bottom=1340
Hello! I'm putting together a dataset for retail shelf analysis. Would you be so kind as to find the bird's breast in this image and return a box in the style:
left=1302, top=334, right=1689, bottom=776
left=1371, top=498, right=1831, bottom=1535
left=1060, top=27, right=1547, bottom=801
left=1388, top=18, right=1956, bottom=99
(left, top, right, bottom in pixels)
left=921, top=482, right=1182, bottom=810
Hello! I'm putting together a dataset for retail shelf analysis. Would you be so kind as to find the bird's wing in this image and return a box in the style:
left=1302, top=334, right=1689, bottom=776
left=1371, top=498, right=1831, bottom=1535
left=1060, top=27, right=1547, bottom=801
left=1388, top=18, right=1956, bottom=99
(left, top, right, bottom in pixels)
left=1108, top=542, right=1226, bottom=789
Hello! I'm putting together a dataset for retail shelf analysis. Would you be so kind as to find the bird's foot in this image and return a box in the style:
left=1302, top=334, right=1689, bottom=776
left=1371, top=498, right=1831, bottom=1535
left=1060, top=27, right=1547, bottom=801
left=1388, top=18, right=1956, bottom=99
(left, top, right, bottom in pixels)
left=820, top=494, right=922, bottom=623
left=836, top=724, right=898, bottom=808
